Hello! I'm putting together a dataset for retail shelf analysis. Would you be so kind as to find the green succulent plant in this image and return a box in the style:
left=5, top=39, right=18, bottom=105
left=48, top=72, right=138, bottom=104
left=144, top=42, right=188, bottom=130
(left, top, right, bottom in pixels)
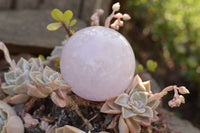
left=44, top=45, right=63, bottom=70
left=0, top=100, right=24, bottom=133
left=101, top=75, right=189, bottom=133
left=101, top=75, right=160, bottom=133
left=2, top=58, right=43, bottom=96
left=0, top=42, right=70, bottom=107
left=47, top=9, right=76, bottom=39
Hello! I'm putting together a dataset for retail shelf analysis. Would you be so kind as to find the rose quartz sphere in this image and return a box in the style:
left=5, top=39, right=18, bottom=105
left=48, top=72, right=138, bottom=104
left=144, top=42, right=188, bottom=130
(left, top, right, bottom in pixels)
left=60, top=26, right=135, bottom=101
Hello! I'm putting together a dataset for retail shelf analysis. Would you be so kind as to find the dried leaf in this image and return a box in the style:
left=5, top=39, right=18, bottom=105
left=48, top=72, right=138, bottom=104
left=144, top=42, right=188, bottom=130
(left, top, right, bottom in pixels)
left=8, top=94, right=30, bottom=104
left=55, top=125, right=85, bottom=133
left=23, top=113, right=39, bottom=128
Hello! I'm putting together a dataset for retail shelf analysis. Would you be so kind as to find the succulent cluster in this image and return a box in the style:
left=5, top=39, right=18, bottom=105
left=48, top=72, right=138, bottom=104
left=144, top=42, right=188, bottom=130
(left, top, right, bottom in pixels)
left=101, top=75, right=189, bottom=133
left=0, top=100, right=24, bottom=133
left=0, top=2, right=190, bottom=133
left=0, top=42, right=70, bottom=108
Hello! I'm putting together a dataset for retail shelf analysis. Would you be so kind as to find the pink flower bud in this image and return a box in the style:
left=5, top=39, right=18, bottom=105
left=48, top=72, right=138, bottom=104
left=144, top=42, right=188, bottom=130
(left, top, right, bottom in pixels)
left=119, top=21, right=124, bottom=27
left=97, top=9, right=104, bottom=15
left=115, top=13, right=123, bottom=18
left=168, top=100, right=176, bottom=108
left=178, top=86, right=189, bottom=94
left=112, top=2, right=120, bottom=11
left=111, top=23, right=115, bottom=29
left=179, top=95, right=185, bottom=103
left=174, top=98, right=181, bottom=107
left=123, top=14, right=131, bottom=21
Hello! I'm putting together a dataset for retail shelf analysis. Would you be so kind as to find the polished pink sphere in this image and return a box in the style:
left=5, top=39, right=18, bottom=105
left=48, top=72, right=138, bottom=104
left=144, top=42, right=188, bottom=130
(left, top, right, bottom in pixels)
left=60, top=26, right=135, bottom=101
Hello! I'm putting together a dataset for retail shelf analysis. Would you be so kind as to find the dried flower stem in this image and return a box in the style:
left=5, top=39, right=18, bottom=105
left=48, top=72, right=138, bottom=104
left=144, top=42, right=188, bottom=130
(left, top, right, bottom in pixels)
left=148, top=85, right=189, bottom=108
left=61, top=21, right=73, bottom=37
left=82, top=114, right=98, bottom=127
left=105, top=10, right=115, bottom=27
left=91, top=9, right=104, bottom=26
left=46, top=125, right=58, bottom=133
left=75, top=107, right=94, bottom=131
left=22, top=97, right=37, bottom=116
left=66, top=95, right=94, bottom=131
left=0, top=41, right=16, bottom=69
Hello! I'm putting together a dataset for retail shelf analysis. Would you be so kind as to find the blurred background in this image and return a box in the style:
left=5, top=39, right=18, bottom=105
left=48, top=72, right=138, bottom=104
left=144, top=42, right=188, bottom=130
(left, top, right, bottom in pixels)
left=0, top=0, right=200, bottom=130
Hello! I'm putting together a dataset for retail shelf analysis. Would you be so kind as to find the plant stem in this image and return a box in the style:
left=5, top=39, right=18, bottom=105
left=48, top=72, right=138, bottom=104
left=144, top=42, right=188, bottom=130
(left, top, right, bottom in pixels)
left=61, top=21, right=73, bottom=37
left=105, top=10, right=115, bottom=27
left=0, top=41, right=16, bottom=69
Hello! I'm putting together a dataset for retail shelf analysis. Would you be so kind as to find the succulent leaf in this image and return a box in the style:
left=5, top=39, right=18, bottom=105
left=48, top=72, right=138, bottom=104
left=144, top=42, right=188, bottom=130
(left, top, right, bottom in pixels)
left=142, top=81, right=151, bottom=93
left=146, top=60, right=158, bottom=72
left=47, top=22, right=62, bottom=31
left=69, top=19, right=77, bottom=27
left=26, top=83, right=49, bottom=98
left=122, top=107, right=137, bottom=118
left=51, top=9, right=64, bottom=22
left=130, top=92, right=148, bottom=107
left=55, top=125, right=85, bottom=133
left=100, top=96, right=121, bottom=114
left=147, top=99, right=160, bottom=109
left=118, top=115, right=129, bottom=133
left=8, top=94, right=30, bottom=104
left=63, top=10, right=73, bottom=25
left=114, top=93, right=129, bottom=108
left=133, top=116, right=151, bottom=126
left=0, top=100, right=24, bottom=133
left=139, top=106, right=153, bottom=118
left=50, top=92, right=67, bottom=108
left=125, top=118, right=141, bottom=133
left=130, top=83, right=146, bottom=95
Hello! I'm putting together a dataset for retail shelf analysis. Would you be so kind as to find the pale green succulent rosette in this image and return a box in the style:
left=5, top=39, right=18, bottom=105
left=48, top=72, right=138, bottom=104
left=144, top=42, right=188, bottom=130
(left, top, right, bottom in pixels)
left=101, top=75, right=160, bottom=133
left=2, top=58, right=43, bottom=96
left=0, top=100, right=24, bottom=133
left=0, top=42, right=70, bottom=107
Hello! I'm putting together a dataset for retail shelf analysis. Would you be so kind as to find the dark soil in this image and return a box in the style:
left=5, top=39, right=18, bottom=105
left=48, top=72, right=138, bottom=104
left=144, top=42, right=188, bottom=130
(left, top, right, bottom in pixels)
left=23, top=96, right=171, bottom=133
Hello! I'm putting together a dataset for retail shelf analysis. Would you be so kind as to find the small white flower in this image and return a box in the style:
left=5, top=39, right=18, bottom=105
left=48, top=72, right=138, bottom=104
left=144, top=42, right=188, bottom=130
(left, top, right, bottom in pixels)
left=179, top=95, right=185, bottom=103
left=112, top=2, right=120, bottom=11
left=119, top=21, right=124, bottom=27
left=123, top=14, right=131, bottom=21
left=115, top=13, right=123, bottom=18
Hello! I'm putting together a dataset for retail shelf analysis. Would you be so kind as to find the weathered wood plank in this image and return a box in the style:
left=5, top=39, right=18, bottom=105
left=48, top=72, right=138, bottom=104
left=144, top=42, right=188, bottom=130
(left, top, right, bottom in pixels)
left=39, top=0, right=81, bottom=17
left=0, top=10, right=86, bottom=51
left=0, top=0, right=12, bottom=9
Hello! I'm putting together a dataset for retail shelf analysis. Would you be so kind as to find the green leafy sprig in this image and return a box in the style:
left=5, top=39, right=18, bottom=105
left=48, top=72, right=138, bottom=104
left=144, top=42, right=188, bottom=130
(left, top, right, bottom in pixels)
left=136, top=59, right=158, bottom=73
left=47, top=9, right=76, bottom=37
left=147, top=59, right=158, bottom=72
